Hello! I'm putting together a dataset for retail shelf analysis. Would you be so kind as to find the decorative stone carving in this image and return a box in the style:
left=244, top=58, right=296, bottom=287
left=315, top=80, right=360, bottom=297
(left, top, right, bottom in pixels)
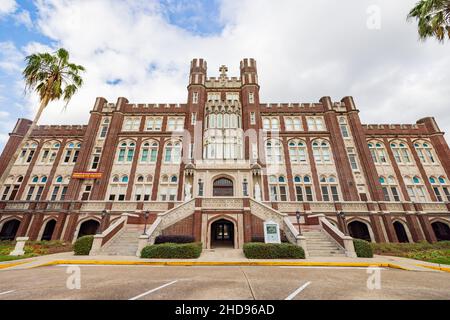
left=254, top=183, right=262, bottom=201
left=184, top=183, right=192, bottom=201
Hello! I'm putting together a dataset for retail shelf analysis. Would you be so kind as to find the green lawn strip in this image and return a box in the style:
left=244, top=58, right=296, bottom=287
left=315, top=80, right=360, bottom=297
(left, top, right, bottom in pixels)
left=0, top=240, right=73, bottom=261
left=371, top=241, right=450, bottom=266
left=0, top=254, right=37, bottom=262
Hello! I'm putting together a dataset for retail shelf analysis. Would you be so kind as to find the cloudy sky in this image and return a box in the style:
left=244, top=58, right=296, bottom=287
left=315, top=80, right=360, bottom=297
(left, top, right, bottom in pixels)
left=0, top=0, right=449, bottom=151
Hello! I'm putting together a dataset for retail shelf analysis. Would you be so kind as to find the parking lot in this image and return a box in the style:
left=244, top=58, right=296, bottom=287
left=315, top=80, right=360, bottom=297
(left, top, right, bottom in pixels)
left=1, top=264, right=450, bottom=300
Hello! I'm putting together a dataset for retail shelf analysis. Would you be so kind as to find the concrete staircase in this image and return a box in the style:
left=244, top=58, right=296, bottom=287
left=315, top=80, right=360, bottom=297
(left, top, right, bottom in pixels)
left=302, top=228, right=346, bottom=257
left=100, top=224, right=145, bottom=256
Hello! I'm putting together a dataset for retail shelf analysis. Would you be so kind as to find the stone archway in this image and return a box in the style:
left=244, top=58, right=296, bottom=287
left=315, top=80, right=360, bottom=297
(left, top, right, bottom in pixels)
left=210, top=219, right=235, bottom=248
left=40, top=219, right=57, bottom=241
left=431, top=221, right=450, bottom=241
left=77, top=219, right=100, bottom=239
left=213, top=177, right=234, bottom=197
left=0, top=219, right=21, bottom=241
left=393, top=221, right=410, bottom=243
left=348, top=220, right=372, bottom=242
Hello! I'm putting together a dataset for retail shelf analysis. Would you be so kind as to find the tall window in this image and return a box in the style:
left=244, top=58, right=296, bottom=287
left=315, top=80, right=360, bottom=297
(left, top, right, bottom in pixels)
left=368, top=142, right=388, bottom=164
left=109, top=175, right=128, bottom=201
left=193, top=92, right=199, bottom=104
left=320, top=175, right=339, bottom=201
left=288, top=139, right=307, bottom=163
left=145, top=117, right=163, bottom=131
left=262, top=117, right=279, bottom=131
left=405, top=176, right=427, bottom=202
left=207, top=112, right=241, bottom=129
left=429, top=176, right=450, bottom=202
left=164, top=141, right=182, bottom=163
left=25, top=175, right=47, bottom=201
left=159, top=174, right=178, bottom=201
left=248, top=92, right=254, bottom=104
left=1, top=176, right=22, bottom=201
left=90, top=148, right=102, bottom=170
left=379, top=176, right=401, bottom=202
left=339, top=117, right=350, bottom=138
left=117, top=141, right=135, bottom=163
left=167, top=117, right=184, bottom=131
left=134, top=175, right=152, bottom=201
left=39, top=142, right=60, bottom=165
left=62, top=142, right=81, bottom=164
left=122, top=117, right=141, bottom=131
left=250, top=112, right=256, bottom=125
left=99, top=117, right=110, bottom=138
left=307, top=117, right=325, bottom=131
left=414, top=141, right=436, bottom=164
left=347, top=148, right=359, bottom=171
left=269, top=175, right=288, bottom=201
left=312, top=139, right=331, bottom=163
left=294, top=175, right=314, bottom=201
left=50, top=175, right=69, bottom=201
left=390, top=141, right=411, bottom=164
left=140, top=140, right=158, bottom=163
left=285, top=117, right=302, bottom=131
left=17, top=142, right=38, bottom=164
left=265, top=139, right=283, bottom=164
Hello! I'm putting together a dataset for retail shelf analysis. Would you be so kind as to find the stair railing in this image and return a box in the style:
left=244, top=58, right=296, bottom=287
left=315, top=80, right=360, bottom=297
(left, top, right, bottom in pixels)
left=316, top=214, right=356, bottom=257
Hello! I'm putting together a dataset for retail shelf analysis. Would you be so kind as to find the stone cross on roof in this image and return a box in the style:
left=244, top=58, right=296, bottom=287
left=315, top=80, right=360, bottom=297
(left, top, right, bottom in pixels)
left=219, top=65, right=228, bottom=79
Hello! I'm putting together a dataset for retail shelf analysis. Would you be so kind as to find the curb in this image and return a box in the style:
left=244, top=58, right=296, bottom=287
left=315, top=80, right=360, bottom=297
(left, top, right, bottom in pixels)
left=416, top=264, right=450, bottom=273
left=31, top=259, right=411, bottom=270
left=0, top=260, right=30, bottom=270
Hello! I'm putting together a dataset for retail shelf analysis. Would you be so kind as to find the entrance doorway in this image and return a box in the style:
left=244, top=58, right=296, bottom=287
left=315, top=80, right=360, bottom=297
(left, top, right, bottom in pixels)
left=348, top=221, right=372, bottom=242
left=0, top=219, right=20, bottom=241
left=41, top=220, right=56, bottom=241
left=432, top=221, right=450, bottom=241
left=211, top=219, right=234, bottom=248
left=77, top=220, right=100, bottom=238
left=213, top=178, right=233, bottom=197
left=393, top=221, right=409, bottom=243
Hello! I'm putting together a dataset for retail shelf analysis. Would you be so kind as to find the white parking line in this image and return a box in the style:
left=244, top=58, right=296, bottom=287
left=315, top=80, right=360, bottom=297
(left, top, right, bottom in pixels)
left=285, top=282, right=311, bottom=300
left=129, top=280, right=178, bottom=300
left=280, top=266, right=386, bottom=270
left=0, top=290, right=15, bottom=296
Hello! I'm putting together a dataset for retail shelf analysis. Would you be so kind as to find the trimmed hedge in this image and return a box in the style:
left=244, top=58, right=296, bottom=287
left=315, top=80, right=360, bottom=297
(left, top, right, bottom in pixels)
left=243, top=242, right=305, bottom=259
left=141, top=242, right=202, bottom=259
left=353, top=239, right=373, bottom=258
left=154, top=235, right=195, bottom=244
left=74, top=236, right=94, bottom=256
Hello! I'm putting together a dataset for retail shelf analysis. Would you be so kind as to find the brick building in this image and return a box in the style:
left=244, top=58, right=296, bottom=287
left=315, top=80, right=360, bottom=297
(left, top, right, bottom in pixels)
left=0, top=58, right=449, bottom=256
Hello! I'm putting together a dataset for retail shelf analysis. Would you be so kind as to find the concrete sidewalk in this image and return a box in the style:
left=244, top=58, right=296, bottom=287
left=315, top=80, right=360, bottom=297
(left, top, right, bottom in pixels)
left=1, top=249, right=449, bottom=272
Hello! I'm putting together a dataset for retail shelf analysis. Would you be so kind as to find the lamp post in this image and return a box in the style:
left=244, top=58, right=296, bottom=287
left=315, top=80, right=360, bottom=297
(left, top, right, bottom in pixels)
left=338, top=211, right=347, bottom=236
left=142, top=211, right=150, bottom=235
left=295, top=210, right=302, bottom=236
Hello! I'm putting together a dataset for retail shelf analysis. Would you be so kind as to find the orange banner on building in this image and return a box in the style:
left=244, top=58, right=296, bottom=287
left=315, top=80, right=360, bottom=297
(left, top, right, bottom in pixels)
left=72, top=172, right=102, bottom=179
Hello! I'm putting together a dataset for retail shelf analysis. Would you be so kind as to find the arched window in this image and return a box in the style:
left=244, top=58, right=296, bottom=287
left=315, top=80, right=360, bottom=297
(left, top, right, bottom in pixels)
left=288, top=139, right=307, bottom=163
left=25, top=175, right=46, bottom=201
left=430, top=176, right=450, bottom=202
left=134, top=174, right=152, bottom=201
left=140, top=140, right=158, bottom=163
left=339, top=117, right=350, bottom=138
left=312, top=139, right=331, bottom=163
left=50, top=175, right=69, bottom=201
left=320, top=175, right=339, bottom=201
left=294, top=175, right=314, bottom=201
left=39, top=141, right=60, bottom=165
left=379, top=176, right=401, bottom=201
left=1, top=175, right=23, bottom=201
left=159, top=174, right=178, bottom=201
left=99, top=117, right=110, bottom=138
left=108, top=174, right=128, bottom=201
left=405, top=176, right=427, bottom=202
left=307, top=117, right=325, bottom=131
left=414, top=141, right=436, bottom=164
left=368, top=141, right=388, bottom=164
left=265, top=139, right=283, bottom=164
left=390, top=141, right=411, bottom=164
left=268, top=175, right=288, bottom=201
left=262, top=117, right=279, bottom=131
left=213, top=177, right=234, bottom=197
left=164, top=141, right=182, bottom=163
left=62, top=141, right=81, bottom=164
left=17, top=141, right=38, bottom=164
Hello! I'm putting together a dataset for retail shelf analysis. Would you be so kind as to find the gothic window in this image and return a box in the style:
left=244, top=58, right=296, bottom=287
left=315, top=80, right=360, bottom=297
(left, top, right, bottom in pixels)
left=99, top=117, right=110, bottom=138
left=50, top=175, right=69, bottom=201
left=90, top=147, right=102, bottom=170
left=379, top=176, right=401, bottom=202
left=367, top=141, right=388, bottom=164
left=285, top=117, right=302, bottom=131
left=414, top=141, right=436, bottom=164
left=265, top=139, right=283, bottom=164
left=347, top=147, right=359, bottom=171
left=312, top=139, right=331, bottom=164
left=167, top=117, right=184, bottom=131
left=430, top=176, right=450, bottom=202
left=404, top=176, right=427, bottom=202
left=145, top=117, right=163, bottom=131
left=288, top=139, right=307, bottom=163
left=320, top=175, right=339, bottom=201
left=140, top=140, right=158, bottom=163
left=164, top=141, right=182, bottom=163
left=39, top=142, right=60, bottom=165
left=25, top=175, right=46, bottom=201
left=1, top=176, right=22, bottom=201
left=134, top=174, right=152, bottom=201
left=62, top=142, right=81, bottom=164
left=339, top=117, right=350, bottom=138
left=122, top=117, right=141, bottom=131
left=109, top=175, right=128, bottom=201
left=262, top=117, right=279, bottom=131
left=294, top=175, right=314, bottom=201
left=390, top=141, right=412, bottom=164
left=159, top=174, right=178, bottom=201
left=269, top=175, right=288, bottom=201
left=307, top=117, right=325, bottom=131
left=117, top=140, right=136, bottom=163
left=17, top=141, right=38, bottom=164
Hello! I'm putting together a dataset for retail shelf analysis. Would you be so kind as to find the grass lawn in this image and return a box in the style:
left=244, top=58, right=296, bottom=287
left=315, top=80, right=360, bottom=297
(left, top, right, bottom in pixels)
left=0, top=240, right=73, bottom=262
left=371, top=241, right=450, bottom=265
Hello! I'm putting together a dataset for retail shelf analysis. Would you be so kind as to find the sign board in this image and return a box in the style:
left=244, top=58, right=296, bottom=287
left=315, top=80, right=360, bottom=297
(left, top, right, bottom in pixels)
left=263, top=221, right=281, bottom=244
left=72, top=172, right=102, bottom=179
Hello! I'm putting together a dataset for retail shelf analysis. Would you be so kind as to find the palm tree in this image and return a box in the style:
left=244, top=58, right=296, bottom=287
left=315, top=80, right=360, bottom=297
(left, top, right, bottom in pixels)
left=408, top=0, right=450, bottom=42
left=0, top=48, right=85, bottom=186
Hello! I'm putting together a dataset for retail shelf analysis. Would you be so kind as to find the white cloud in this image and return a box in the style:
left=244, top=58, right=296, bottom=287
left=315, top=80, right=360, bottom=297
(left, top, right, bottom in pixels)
left=13, top=9, right=33, bottom=28
left=0, top=0, right=17, bottom=16
left=0, top=41, right=23, bottom=73
left=3, top=0, right=447, bottom=145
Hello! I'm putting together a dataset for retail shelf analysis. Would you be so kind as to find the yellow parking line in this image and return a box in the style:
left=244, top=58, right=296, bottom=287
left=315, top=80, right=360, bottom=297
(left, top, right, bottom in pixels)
left=0, top=260, right=30, bottom=270
left=416, top=264, right=450, bottom=273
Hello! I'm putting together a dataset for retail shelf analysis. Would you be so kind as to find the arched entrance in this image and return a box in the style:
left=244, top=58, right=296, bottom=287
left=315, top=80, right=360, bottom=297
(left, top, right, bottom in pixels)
left=0, top=219, right=21, bottom=241
left=348, top=221, right=372, bottom=242
left=213, top=178, right=233, bottom=197
left=77, top=220, right=100, bottom=238
left=432, top=221, right=450, bottom=241
left=210, top=219, right=235, bottom=248
left=41, top=220, right=56, bottom=241
left=393, top=221, right=409, bottom=243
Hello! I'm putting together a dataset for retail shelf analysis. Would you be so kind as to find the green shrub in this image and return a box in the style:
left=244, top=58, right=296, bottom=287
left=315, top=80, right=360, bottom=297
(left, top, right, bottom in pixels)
left=243, top=242, right=305, bottom=259
left=73, top=236, right=94, bottom=255
left=141, top=242, right=202, bottom=259
left=353, top=239, right=373, bottom=258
